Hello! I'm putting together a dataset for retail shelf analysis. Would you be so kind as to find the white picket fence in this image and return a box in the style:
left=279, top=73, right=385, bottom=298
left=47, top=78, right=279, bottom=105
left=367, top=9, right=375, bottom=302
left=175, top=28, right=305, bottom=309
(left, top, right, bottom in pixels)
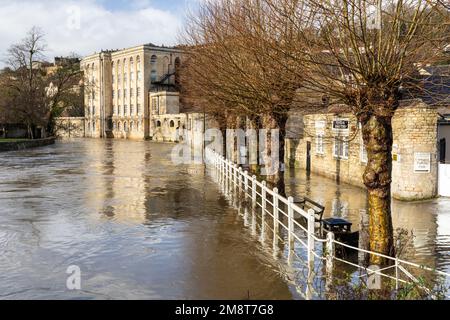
left=205, top=148, right=450, bottom=299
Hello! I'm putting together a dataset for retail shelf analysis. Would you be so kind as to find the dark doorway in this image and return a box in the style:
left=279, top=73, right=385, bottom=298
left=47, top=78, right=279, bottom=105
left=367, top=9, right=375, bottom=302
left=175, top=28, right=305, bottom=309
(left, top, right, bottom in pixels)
left=306, top=141, right=311, bottom=172
left=440, top=138, right=446, bottom=163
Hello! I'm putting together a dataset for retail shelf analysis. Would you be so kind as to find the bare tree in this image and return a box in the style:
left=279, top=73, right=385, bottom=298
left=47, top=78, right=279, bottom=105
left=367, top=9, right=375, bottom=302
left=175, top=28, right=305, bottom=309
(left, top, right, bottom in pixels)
left=265, top=0, right=449, bottom=262
left=1, top=28, right=84, bottom=138
left=181, top=0, right=304, bottom=193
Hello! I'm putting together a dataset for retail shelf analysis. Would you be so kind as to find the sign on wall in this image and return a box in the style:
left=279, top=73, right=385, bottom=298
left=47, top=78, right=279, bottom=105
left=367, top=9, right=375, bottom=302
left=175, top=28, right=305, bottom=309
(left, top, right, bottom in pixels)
left=315, top=120, right=326, bottom=134
left=332, top=119, right=349, bottom=133
left=414, top=152, right=431, bottom=173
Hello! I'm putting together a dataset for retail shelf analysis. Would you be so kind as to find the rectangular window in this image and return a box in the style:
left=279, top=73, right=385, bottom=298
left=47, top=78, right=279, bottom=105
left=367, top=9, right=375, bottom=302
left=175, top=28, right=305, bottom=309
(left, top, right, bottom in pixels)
left=359, top=123, right=368, bottom=163
left=137, top=71, right=141, bottom=80
left=130, top=88, right=133, bottom=98
left=112, top=90, right=115, bottom=99
left=130, top=72, right=134, bottom=81
left=118, top=74, right=121, bottom=84
left=124, top=89, right=127, bottom=99
left=124, top=104, right=128, bottom=115
left=137, top=104, right=141, bottom=114
left=333, top=138, right=349, bottom=160
left=118, top=89, right=121, bottom=99
left=137, top=87, right=141, bottom=98
left=130, top=104, right=134, bottom=115
left=316, top=134, right=324, bottom=155
left=361, top=142, right=368, bottom=163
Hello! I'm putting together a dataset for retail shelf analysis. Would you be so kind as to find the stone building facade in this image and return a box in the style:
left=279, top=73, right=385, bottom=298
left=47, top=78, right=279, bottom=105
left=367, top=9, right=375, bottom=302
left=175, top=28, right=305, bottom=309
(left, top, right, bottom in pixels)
left=286, top=99, right=438, bottom=200
left=55, top=117, right=85, bottom=138
left=81, top=44, right=183, bottom=140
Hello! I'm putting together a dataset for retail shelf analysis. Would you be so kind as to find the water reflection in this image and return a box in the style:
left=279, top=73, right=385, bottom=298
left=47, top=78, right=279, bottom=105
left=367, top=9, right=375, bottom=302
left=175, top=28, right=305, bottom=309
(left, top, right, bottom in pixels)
left=285, top=168, right=450, bottom=275
left=0, top=140, right=294, bottom=300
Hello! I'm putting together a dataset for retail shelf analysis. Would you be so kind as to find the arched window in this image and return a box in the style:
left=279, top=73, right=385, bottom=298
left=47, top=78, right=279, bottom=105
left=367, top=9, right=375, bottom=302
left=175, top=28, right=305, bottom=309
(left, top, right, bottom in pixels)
left=150, top=55, right=157, bottom=83
left=170, top=120, right=175, bottom=128
left=130, top=121, right=134, bottom=132
left=136, top=56, right=141, bottom=70
left=130, top=57, right=134, bottom=82
left=174, top=57, right=181, bottom=86
left=113, top=122, right=117, bottom=130
left=124, top=121, right=128, bottom=132
left=156, top=120, right=161, bottom=127
left=162, top=56, right=170, bottom=75
left=118, top=121, right=122, bottom=131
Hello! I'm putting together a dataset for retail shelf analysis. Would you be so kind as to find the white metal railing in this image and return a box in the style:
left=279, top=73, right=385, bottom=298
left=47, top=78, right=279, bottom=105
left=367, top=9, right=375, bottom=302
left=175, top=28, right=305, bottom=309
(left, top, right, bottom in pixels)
left=205, top=148, right=450, bottom=299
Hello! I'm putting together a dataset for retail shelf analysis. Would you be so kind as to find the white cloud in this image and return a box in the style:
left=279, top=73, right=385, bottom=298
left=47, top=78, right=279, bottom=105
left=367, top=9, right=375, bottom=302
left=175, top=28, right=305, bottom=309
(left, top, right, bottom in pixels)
left=0, top=0, right=183, bottom=66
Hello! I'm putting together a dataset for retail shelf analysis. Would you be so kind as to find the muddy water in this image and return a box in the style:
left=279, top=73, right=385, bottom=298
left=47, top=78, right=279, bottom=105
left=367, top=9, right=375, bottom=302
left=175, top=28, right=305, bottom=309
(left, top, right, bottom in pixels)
left=285, top=169, right=450, bottom=275
left=0, top=140, right=296, bottom=299
left=0, top=139, right=448, bottom=300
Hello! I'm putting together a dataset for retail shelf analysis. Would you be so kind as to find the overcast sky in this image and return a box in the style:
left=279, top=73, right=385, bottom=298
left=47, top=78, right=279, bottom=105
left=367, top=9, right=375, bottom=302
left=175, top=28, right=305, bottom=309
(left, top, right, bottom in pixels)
left=0, top=0, right=200, bottom=67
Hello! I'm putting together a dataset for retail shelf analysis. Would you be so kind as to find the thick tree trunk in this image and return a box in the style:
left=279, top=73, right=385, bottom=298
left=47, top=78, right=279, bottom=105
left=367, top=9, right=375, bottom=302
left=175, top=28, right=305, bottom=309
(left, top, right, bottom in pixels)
left=248, top=116, right=260, bottom=174
left=361, top=115, right=395, bottom=265
left=262, top=113, right=287, bottom=196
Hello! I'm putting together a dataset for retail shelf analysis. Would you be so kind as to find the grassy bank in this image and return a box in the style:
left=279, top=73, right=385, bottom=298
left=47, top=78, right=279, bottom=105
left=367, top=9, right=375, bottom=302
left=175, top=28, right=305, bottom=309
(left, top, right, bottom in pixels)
left=0, top=138, right=30, bottom=143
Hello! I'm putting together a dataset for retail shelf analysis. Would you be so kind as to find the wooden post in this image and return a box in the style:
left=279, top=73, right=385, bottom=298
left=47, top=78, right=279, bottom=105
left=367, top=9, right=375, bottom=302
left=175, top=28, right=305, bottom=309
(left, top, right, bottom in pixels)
left=307, top=209, right=316, bottom=266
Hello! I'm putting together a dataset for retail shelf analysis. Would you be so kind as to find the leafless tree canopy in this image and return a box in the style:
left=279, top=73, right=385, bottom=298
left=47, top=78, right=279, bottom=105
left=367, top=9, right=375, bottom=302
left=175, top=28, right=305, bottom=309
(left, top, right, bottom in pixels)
left=180, top=0, right=450, bottom=261
left=0, top=27, right=84, bottom=138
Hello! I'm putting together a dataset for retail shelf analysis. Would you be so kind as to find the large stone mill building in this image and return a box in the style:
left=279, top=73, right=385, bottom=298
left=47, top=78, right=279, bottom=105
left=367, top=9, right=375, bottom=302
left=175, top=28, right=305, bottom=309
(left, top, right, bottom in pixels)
left=81, top=44, right=185, bottom=140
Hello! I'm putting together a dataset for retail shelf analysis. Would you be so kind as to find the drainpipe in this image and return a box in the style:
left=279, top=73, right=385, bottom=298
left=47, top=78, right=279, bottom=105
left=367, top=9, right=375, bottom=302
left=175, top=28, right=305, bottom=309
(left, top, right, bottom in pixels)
left=100, top=54, right=105, bottom=138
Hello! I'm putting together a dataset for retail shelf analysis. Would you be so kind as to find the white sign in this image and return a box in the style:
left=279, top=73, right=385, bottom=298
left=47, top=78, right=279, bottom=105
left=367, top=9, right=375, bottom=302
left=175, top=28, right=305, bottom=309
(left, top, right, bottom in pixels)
left=414, top=152, right=431, bottom=173
left=315, top=120, right=326, bottom=133
left=332, top=118, right=349, bottom=133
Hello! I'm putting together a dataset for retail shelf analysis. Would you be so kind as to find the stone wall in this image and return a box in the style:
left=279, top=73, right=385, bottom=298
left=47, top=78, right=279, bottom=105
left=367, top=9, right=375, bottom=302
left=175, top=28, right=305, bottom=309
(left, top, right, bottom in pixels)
left=286, top=99, right=438, bottom=200
left=391, top=101, right=438, bottom=200
left=55, top=117, right=85, bottom=139
left=0, top=137, right=56, bottom=152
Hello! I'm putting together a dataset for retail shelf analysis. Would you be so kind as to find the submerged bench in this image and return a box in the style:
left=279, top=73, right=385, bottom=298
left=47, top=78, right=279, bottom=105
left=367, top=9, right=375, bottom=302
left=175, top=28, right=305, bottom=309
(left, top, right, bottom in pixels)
left=294, top=197, right=325, bottom=223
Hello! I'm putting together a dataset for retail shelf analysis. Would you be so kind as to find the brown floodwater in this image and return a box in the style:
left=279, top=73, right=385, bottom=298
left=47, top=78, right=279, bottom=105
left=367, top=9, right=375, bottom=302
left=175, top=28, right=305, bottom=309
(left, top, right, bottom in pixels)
left=0, top=139, right=448, bottom=299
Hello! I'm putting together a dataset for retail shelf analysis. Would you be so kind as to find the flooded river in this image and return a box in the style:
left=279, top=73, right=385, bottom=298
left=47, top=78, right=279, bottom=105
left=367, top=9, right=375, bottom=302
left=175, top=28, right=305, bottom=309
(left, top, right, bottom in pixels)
left=0, top=139, right=448, bottom=299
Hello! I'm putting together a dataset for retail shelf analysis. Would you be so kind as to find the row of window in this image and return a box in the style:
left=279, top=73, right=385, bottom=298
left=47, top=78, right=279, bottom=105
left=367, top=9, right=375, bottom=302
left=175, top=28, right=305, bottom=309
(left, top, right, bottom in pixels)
left=112, top=88, right=141, bottom=100
left=113, top=104, right=142, bottom=116
left=315, top=135, right=367, bottom=163
left=112, top=121, right=142, bottom=132
left=112, top=71, right=142, bottom=86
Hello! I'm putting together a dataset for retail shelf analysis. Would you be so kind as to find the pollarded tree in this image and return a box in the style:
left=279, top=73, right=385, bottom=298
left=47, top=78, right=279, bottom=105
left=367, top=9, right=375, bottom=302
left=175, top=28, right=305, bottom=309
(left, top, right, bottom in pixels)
left=181, top=0, right=305, bottom=192
left=266, top=0, right=449, bottom=262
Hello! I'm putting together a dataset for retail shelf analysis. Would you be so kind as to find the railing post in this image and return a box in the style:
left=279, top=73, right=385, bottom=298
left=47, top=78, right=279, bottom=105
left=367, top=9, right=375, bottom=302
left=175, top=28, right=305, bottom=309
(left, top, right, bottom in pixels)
left=261, top=181, right=267, bottom=215
left=325, top=231, right=335, bottom=291
left=244, top=171, right=249, bottom=194
left=307, top=209, right=316, bottom=266
left=288, top=197, right=294, bottom=253
left=326, top=232, right=335, bottom=274
left=273, top=188, right=279, bottom=248
left=234, top=164, right=238, bottom=186
left=395, top=257, right=399, bottom=291
left=238, top=167, right=242, bottom=191
left=261, top=181, right=267, bottom=242
left=252, top=175, right=257, bottom=207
